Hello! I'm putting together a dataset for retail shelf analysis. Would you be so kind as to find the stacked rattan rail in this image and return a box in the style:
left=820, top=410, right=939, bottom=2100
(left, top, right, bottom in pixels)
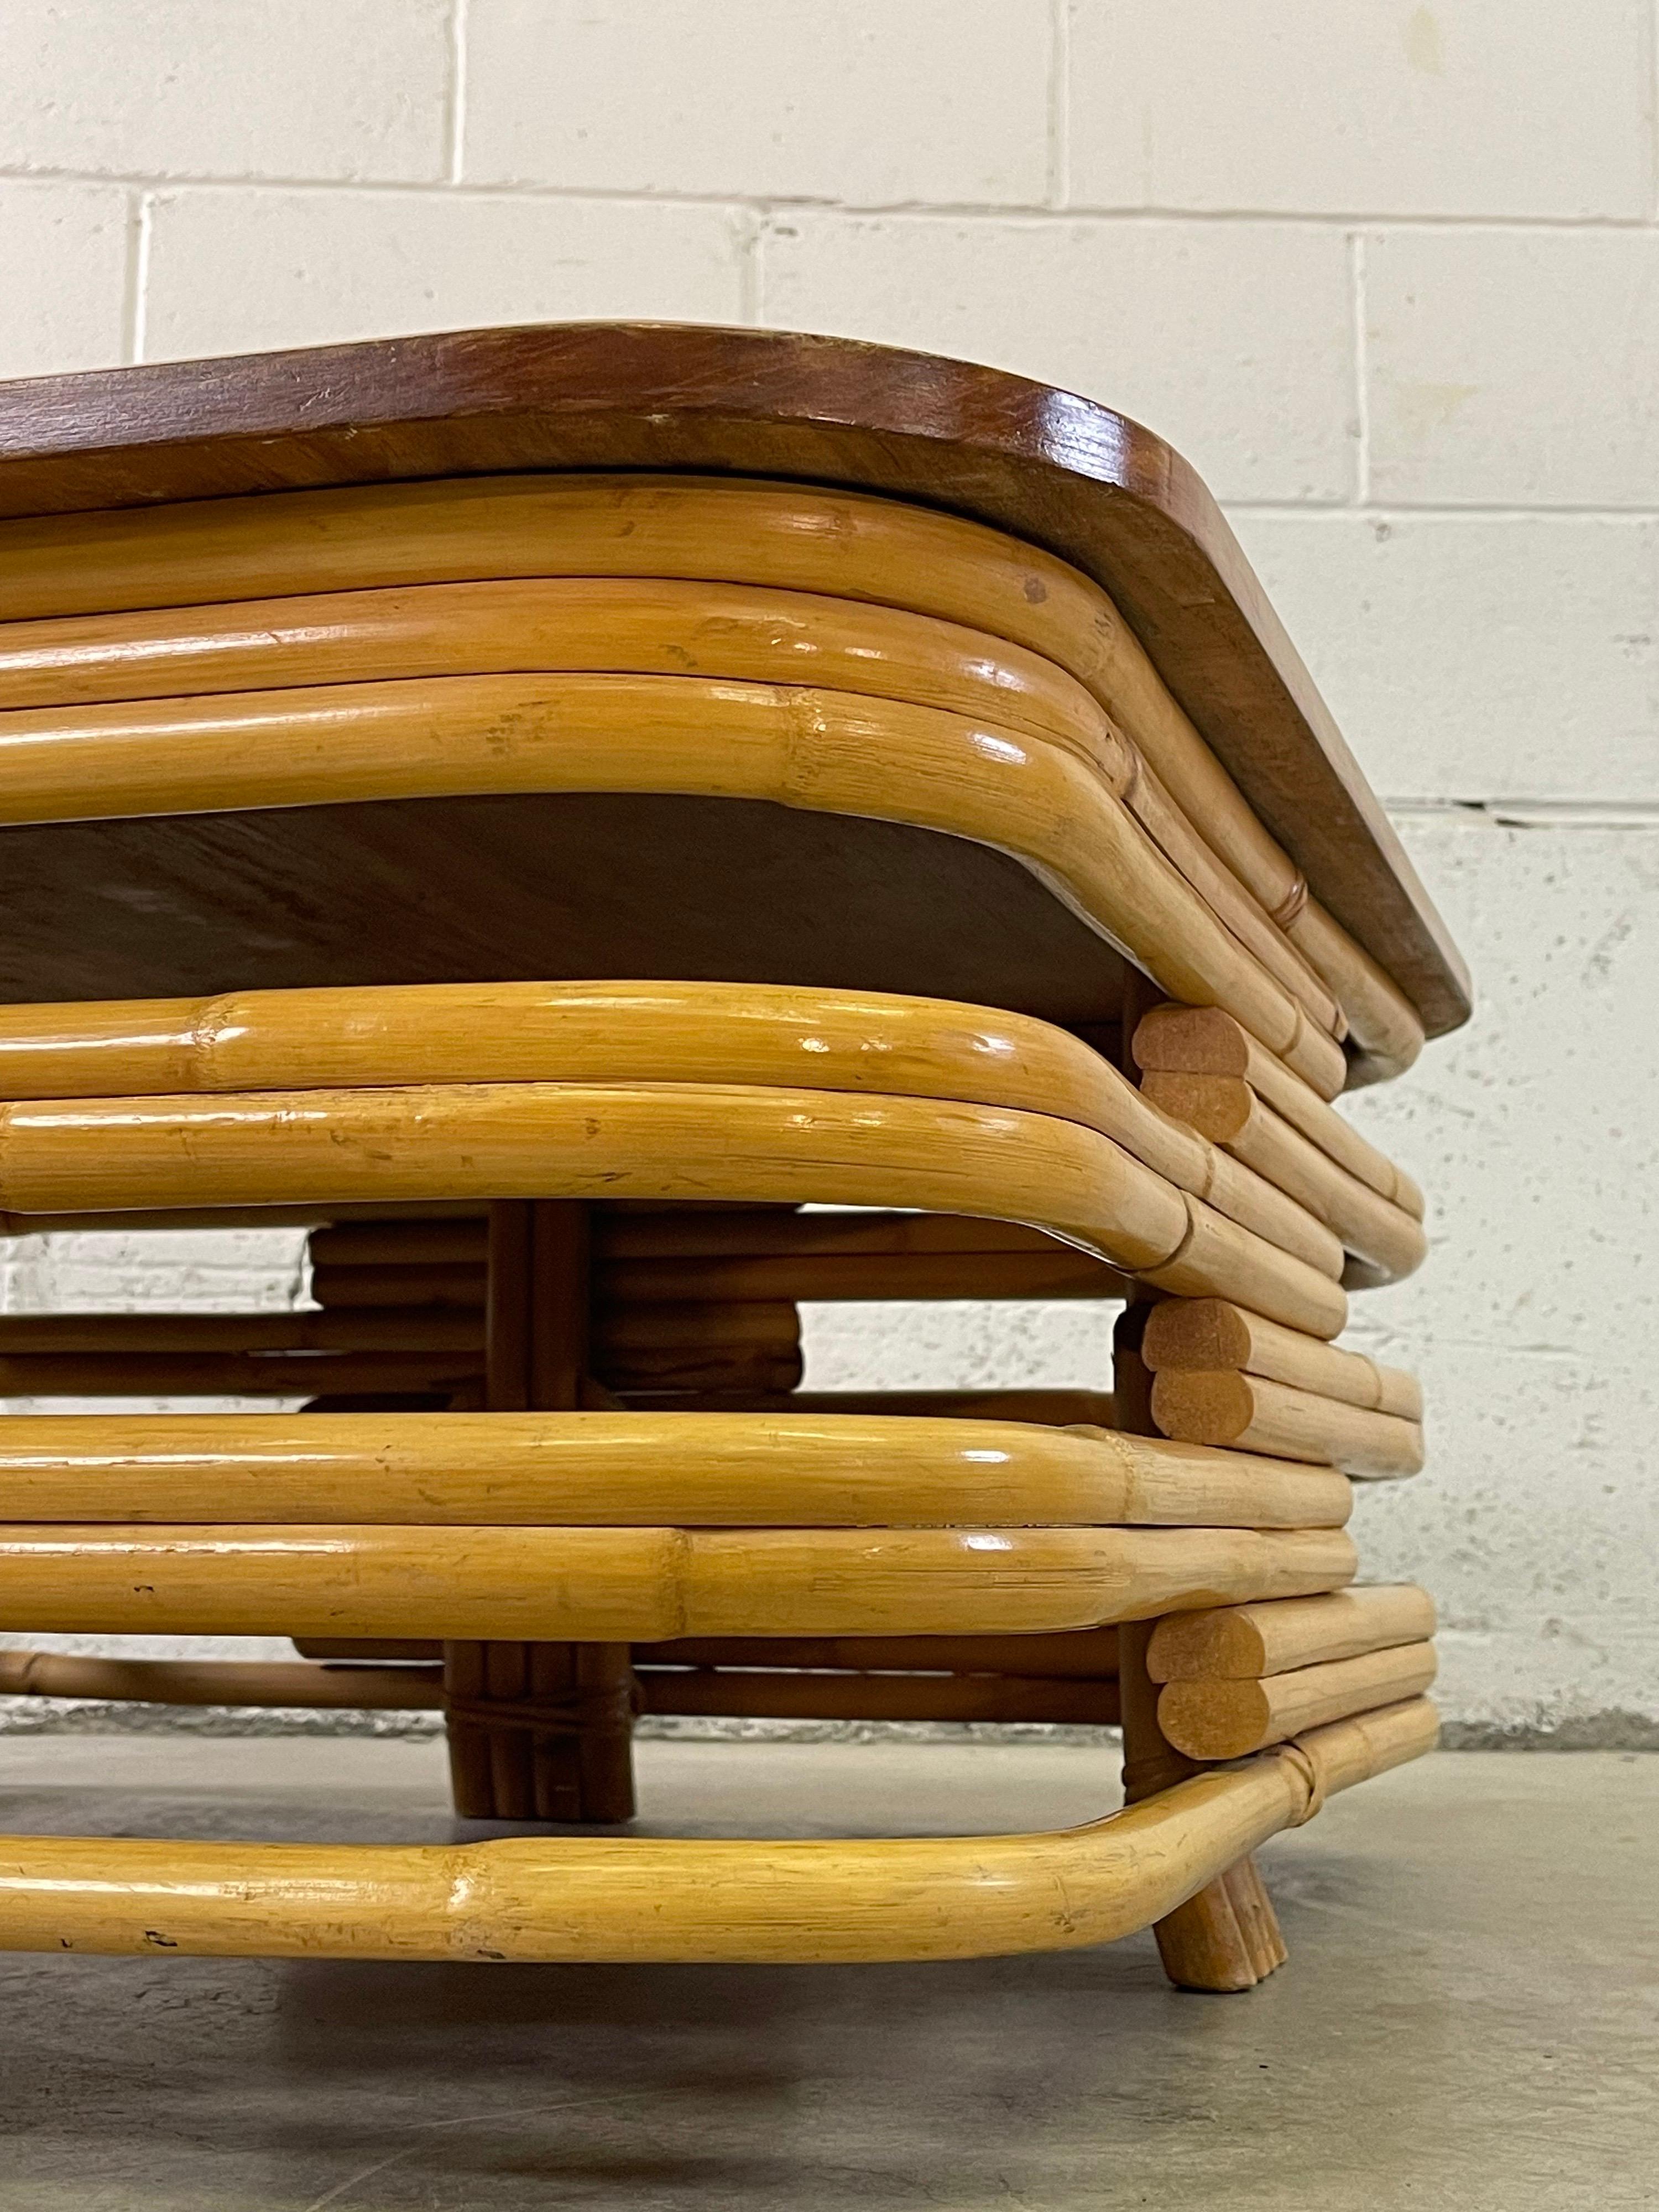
left=0, top=351, right=1459, bottom=1987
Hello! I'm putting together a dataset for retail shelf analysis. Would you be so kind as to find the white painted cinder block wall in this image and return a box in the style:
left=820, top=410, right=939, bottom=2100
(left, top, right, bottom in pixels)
left=2, top=0, right=1655, bottom=1740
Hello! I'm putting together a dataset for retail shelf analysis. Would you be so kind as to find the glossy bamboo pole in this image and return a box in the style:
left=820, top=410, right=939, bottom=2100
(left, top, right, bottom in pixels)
left=1195, top=1148, right=1339, bottom=1277
left=0, top=1203, right=487, bottom=1238
left=0, top=572, right=1360, bottom=1044
left=0, top=677, right=1346, bottom=1095
left=0, top=980, right=1344, bottom=1273
left=0, top=1080, right=1349, bottom=1337
left=1157, top=1642, right=1439, bottom=1760
left=1150, top=1370, right=1425, bottom=1479
left=309, top=1219, right=491, bottom=1266
left=1146, top=1585, right=1437, bottom=1681
left=1115, top=748, right=1343, bottom=1039
left=0, top=471, right=1417, bottom=1073
left=597, top=1249, right=1130, bottom=1304
left=1139, top=1072, right=1427, bottom=1282
left=634, top=1630, right=1123, bottom=1677
left=0, top=1310, right=481, bottom=1353
left=649, top=1389, right=1121, bottom=1424
left=0, top=575, right=1132, bottom=769
left=0, top=1411, right=1355, bottom=1528
left=299, top=1630, right=1124, bottom=1676
left=1141, top=1298, right=1422, bottom=1420
left=0, top=1648, right=444, bottom=1709
left=296, top=1637, right=442, bottom=1660
left=602, top=1212, right=1036, bottom=1260
left=0, top=1351, right=482, bottom=1397
left=1285, top=904, right=1423, bottom=1088
left=0, top=574, right=1352, bottom=1049
left=0, top=1649, right=1120, bottom=1727
left=1133, top=1005, right=1425, bottom=1217
left=0, top=1699, right=1439, bottom=1963
left=312, top=1210, right=1102, bottom=1277
left=634, top=1667, right=1120, bottom=1726
left=589, top=1301, right=802, bottom=1353
left=0, top=967, right=1152, bottom=1113
left=307, top=1261, right=483, bottom=1308
left=0, top=1524, right=1358, bottom=1640
left=597, top=1345, right=804, bottom=1396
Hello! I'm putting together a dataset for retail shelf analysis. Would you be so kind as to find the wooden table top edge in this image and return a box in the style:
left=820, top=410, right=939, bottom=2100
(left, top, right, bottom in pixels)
left=0, top=321, right=1472, bottom=1042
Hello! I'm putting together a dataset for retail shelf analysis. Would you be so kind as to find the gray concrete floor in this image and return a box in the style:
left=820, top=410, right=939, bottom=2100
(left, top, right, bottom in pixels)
left=0, top=1735, right=1652, bottom=2211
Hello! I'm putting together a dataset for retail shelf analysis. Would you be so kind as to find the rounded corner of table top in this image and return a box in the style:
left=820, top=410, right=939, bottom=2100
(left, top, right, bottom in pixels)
left=0, top=320, right=1471, bottom=1046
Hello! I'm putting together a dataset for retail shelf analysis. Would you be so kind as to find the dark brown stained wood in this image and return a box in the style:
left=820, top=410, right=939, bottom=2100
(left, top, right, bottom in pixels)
left=0, top=790, right=1130, bottom=1014
left=446, top=1197, right=637, bottom=1825
left=0, top=322, right=1469, bottom=1037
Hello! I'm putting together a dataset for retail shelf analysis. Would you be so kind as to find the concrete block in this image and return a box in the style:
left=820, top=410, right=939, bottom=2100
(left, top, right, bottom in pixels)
left=802, top=1301, right=1114, bottom=1395
left=1067, top=0, right=1650, bottom=218
left=142, top=187, right=749, bottom=359
left=0, top=1227, right=311, bottom=1421
left=1367, top=228, right=1659, bottom=507
left=1232, top=512, right=1659, bottom=803
left=1340, top=815, right=1657, bottom=1369
left=0, top=180, right=129, bottom=378
left=3, top=1228, right=310, bottom=1317
left=463, top=0, right=1051, bottom=206
left=0, top=0, right=450, bottom=183
left=1342, top=1337, right=1659, bottom=1735
left=761, top=212, right=1356, bottom=502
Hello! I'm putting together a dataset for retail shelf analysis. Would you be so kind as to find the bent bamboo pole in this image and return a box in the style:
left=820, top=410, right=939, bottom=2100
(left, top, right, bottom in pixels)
left=0, top=1524, right=1358, bottom=1640
left=0, top=1648, right=444, bottom=1710
left=1141, top=1298, right=1422, bottom=1420
left=0, top=980, right=1344, bottom=1272
left=634, top=1667, right=1120, bottom=1726
left=309, top=1219, right=491, bottom=1265
left=634, top=1630, right=1123, bottom=1677
left=1157, top=1644, right=1438, bottom=1760
left=0, top=677, right=1347, bottom=1096
left=307, top=1262, right=484, bottom=1307
left=1150, top=1370, right=1425, bottom=1480
left=0, top=1411, right=1355, bottom=1529
left=0, top=575, right=1130, bottom=759
left=0, top=1700, right=1438, bottom=1961
left=1285, top=904, right=1423, bottom=1087
left=649, top=1390, right=1121, bottom=1425
left=0, top=1203, right=487, bottom=1238
left=591, top=1301, right=801, bottom=1354
left=601, top=1349, right=802, bottom=1397
left=1134, top=1005, right=1425, bottom=1218
left=1146, top=1585, right=1437, bottom=1681
left=315, top=1210, right=869, bottom=1270
left=0, top=1081, right=1349, bottom=1337
left=597, top=1208, right=1113, bottom=1262
left=0, top=471, right=1417, bottom=1073
left=1, top=1349, right=857, bottom=1401
left=1139, top=1072, right=1427, bottom=1282
left=0, top=1310, right=482, bottom=1354
left=296, top=1630, right=1124, bottom=1675
left=309, top=1208, right=1313, bottom=1306
left=0, top=1351, right=482, bottom=1397
left=294, top=1637, right=442, bottom=1661
left=0, top=570, right=1338, bottom=1070
left=598, top=1249, right=1132, bottom=1304
left=0, top=576, right=1347, bottom=1046
left=0, top=1648, right=1118, bottom=1726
